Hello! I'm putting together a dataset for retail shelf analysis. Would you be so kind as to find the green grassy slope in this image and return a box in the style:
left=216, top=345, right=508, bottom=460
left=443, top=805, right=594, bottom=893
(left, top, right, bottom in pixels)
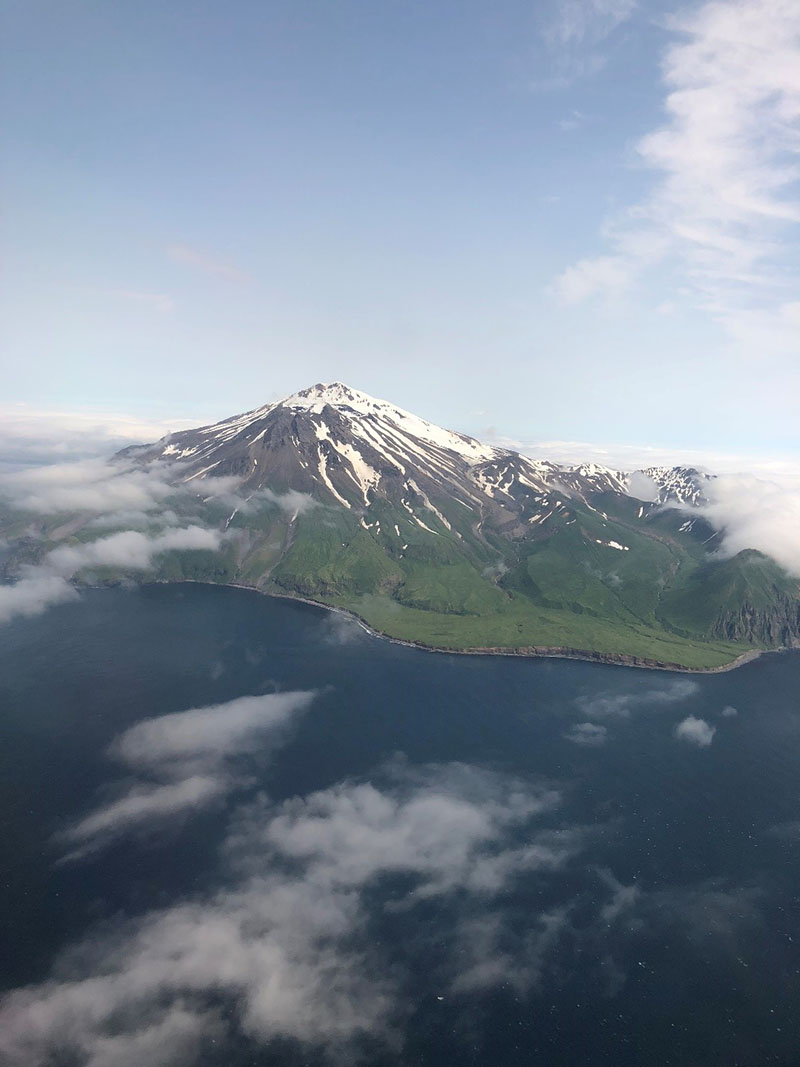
left=2, top=486, right=796, bottom=670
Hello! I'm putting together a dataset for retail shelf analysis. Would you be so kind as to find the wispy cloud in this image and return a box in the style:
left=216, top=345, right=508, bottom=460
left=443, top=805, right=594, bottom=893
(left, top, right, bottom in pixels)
left=554, top=254, right=634, bottom=304
left=112, top=691, right=315, bottom=776
left=58, top=691, right=315, bottom=856
left=452, top=905, right=573, bottom=994
left=537, top=0, right=637, bottom=86
left=209, top=485, right=321, bottom=521
left=558, top=108, right=589, bottom=132
left=552, top=0, right=800, bottom=357
left=595, top=866, right=640, bottom=921
left=63, top=776, right=227, bottom=848
left=576, top=679, right=698, bottom=719
left=167, top=243, right=249, bottom=283
left=111, top=289, right=174, bottom=313
left=564, top=721, right=608, bottom=745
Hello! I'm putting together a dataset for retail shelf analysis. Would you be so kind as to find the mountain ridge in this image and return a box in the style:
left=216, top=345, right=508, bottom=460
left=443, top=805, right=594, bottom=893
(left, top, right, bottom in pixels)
left=2, top=383, right=796, bottom=671
left=123, top=381, right=667, bottom=512
left=113, top=383, right=799, bottom=668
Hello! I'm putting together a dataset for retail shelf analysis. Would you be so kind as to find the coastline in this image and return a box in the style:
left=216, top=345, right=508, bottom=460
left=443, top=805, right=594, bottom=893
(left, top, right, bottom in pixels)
left=157, top=579, right=777, bottom=675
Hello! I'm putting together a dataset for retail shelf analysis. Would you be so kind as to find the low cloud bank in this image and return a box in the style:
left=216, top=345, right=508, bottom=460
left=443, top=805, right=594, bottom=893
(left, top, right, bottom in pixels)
left=0, top=445, right=322, bottom=626
left=698, top=473, right=800, bottom=577
left=0, top=525, right=223, bottom=626
left=2, top=762, right=574, bottom=1065
left=0, top=407, right=203, bottom=472
left=43, top=526, right=221, bottom=577
left=620, top=462, right=800, bottom=579
left=0, top=575, right=78, bottom=624
left=0, top=743, right=770, bottom=1065
left=0, top=447, right=229, bottom=626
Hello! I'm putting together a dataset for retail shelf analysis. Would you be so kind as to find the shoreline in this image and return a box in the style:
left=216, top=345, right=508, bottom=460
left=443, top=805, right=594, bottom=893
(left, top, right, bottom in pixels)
left=157, top=579, right=779, bottom=676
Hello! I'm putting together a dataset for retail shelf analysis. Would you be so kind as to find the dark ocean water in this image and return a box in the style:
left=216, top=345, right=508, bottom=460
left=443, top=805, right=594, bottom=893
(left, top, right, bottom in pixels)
left=1, top=583, right=799, bottom=1066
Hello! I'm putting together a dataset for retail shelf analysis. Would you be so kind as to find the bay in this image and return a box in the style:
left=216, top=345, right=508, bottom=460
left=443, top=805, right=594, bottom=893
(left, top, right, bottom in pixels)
left=1, top=583, right=799, bottom=1065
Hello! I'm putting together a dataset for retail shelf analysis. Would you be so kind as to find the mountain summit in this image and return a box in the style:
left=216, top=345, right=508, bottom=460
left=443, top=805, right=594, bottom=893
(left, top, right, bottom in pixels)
left=127, top=382, right=629, bottom=523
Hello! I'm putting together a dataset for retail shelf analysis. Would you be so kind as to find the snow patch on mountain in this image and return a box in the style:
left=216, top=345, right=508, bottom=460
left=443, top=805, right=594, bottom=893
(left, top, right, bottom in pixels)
left=286, top=383, right=499, bottom=465
left=635, top=467, right=715, bottom=507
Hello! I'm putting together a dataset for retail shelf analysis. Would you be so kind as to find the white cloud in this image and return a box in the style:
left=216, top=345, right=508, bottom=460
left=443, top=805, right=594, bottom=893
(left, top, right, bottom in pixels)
left=113, top=691, right=316, bottom=774
left=721, top=705, right=738, bottom=717
left=88, top=508, right=181, bottom=530
left=553, top=254, right=633, bottom=304
left=552, top=0, right=800, bottom=356
left=0, top=408, right=205, bottom=471
left=452, top=906, right=573, bottom=994
left=0, top=441, right=238, bottom=627
left=0, top=763, right=577, bottom=1065
left=0, top=525, right=223, bottom=627
left=0, top=575, right=77, bottom=624
left=697, top=471, right=800, bottom=576
left=167, top=243, right=249, bottom=283
left=564, top=722, right=608, bottom=745
left=576, top=679, right=698, bottom=719
left=646, top=881, right=763, bottom=943
left=63, top=776, right=227, bottom=846
left=319, top=611, right=368, bottom=646
left=625, top=470, right=660, bottom=501
left=0, top=459, right=174, bottom=515
left=58, top=691, right=316, bottom=857
left=558, top=108, right=588, bottom=131
left=41, top=525, right=222, bottom=578
left=218, top=486, right=320, bottom=519
left=537, top=0, right=637, bottom=86
left=547, top=0, right=636, bottom=46
left=507, top=443, right=800, bottom=579
left=675, top=715, right=716, bottom=746
left=767, top=819, right=800, bottom=840
left=255, top=764, right=564, bottom=900
left=595, top=866, right=640, bottom=922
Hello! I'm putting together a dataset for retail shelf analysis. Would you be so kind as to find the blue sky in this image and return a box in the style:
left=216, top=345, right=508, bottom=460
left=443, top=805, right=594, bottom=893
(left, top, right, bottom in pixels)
left=2, top=0, right=798, bottom=456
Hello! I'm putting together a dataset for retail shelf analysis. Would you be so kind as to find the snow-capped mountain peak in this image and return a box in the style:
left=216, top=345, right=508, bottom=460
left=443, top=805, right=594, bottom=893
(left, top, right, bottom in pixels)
left=125, top=384, right=701, bottom=529
left=282, top=382, right=386, bottom=414
left=280, top=382, right=499, bottom=464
